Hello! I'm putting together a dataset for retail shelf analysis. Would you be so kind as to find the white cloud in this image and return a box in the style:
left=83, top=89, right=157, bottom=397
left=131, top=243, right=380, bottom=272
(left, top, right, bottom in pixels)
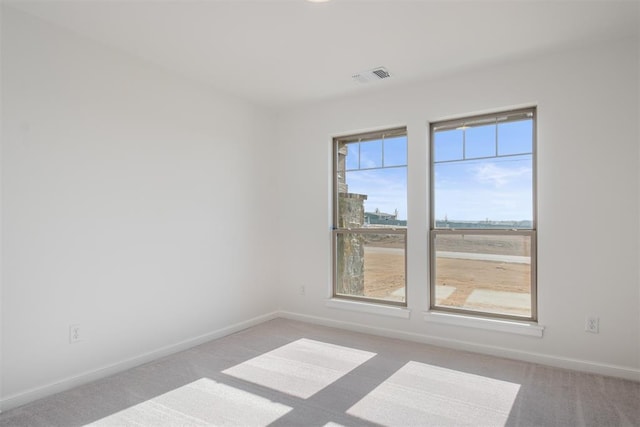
left=347, top=169, right=407, bottom=220
left=473, top=162, right=531, bottom=187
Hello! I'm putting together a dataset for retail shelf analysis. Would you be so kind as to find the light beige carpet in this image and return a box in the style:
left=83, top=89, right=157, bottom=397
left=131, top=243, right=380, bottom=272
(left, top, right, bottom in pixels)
left=1, top=318, right=639, bottom=426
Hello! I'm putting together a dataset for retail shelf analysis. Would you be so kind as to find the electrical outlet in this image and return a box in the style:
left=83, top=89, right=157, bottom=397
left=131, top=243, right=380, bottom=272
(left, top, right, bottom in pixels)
left=299, top=285, right=306, bottom=296
left=585, top=316, right=599, bottom=333
left=69, top=324, right=82, bottom=343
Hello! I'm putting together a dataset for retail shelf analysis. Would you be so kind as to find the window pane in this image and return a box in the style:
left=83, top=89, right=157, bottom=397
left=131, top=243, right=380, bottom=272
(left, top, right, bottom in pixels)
left=433, top=233, right=532, bottom=318
left=433, top=155, right=532, bottom=228
left=430, top=109, right=535, bottom=321
left=383, top=136, right=407, bottom=167
left=334, top=128, right=407, bottom=307
left=345, top=142, right=359, bottom=170
left=434, top=129, right=463, bottom=162
left=359, top=139, right=383, bottom=168
left=465, top=124, right=496, bottom=159
left=345, top=168, right=407, bottom=226
left=498, top=120, right=532, bottom=156
left=336, top=232, right=405, bottom=303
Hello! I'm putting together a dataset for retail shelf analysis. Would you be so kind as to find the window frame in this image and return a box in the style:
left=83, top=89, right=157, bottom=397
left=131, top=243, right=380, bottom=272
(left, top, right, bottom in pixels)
left=332, top=127, right=408, bottom=307
left=429, top=108, right=537, bottom=321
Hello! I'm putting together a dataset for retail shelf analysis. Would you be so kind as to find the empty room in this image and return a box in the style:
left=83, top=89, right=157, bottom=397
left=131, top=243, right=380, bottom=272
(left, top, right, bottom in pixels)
left=1, top=0, right=639, bottom=426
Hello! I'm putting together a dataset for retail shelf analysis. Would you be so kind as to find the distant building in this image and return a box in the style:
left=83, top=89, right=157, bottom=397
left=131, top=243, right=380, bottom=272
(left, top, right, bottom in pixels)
left=365, top=209, right=407, bottom=226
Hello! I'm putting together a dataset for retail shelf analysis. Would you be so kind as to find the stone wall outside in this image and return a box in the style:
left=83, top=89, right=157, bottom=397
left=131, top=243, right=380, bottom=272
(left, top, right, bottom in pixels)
left=336, top=193, right=367, bottom=295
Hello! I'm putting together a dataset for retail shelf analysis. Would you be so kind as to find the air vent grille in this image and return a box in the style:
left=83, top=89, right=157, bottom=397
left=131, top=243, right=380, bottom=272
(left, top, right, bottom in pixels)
left=372, top=68, right=390, bottom=79
left=352, top=67, right=392, bottom=84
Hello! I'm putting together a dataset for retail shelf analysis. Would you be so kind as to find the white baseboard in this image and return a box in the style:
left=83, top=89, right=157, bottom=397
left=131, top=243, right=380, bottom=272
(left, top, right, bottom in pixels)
left=0, top=311, right=279, bottom=412
left=278, top=310, right=640, bottom=382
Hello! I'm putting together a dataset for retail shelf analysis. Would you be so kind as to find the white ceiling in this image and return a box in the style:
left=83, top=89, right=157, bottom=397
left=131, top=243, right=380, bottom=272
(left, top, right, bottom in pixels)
left=6, top=0, right=640, bottom=109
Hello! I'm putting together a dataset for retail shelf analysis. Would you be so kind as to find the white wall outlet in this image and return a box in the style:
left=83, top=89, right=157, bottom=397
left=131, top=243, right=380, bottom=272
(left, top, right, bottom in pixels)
left=69, top=324, right=82, bottom=343
left=585, top=316, right=599, bottom=333
left=299, top=285, right=306, bottom=296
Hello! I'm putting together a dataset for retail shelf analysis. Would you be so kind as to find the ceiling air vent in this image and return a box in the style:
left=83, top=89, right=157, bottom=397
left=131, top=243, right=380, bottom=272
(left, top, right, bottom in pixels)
left=352, top=67, right=391, bottom=84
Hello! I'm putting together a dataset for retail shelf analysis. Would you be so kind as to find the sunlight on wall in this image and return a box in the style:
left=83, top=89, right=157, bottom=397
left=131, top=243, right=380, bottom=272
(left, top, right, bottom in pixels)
left=88, top=378, right=292, bottom=426
left=223, top=338, right=376, bottom=398
left=347, top=361, right=521, bottom=426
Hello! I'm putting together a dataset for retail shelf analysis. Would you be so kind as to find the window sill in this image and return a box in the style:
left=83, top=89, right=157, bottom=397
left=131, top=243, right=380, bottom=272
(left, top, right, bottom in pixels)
left=326, top=299, right=411, bottom=319
left=423, top=311, right=544, bottom=337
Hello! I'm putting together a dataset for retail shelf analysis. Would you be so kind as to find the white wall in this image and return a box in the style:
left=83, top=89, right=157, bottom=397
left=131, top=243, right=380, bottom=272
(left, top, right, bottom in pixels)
left=276, top=37, right=640, bottom=379
left=1, top=7, right=279, bottom=405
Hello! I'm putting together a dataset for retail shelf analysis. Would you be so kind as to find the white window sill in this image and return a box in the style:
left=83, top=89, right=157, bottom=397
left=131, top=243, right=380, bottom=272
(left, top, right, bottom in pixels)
left=423, top=311, right=544, bottom=337
left=326, top=298, right=411, bottom=319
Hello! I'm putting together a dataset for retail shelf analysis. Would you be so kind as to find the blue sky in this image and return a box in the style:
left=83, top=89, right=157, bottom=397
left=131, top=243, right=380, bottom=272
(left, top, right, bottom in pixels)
left=345, top=168, right=407, bottom=220
left=344, top=136, right=408, bottom=220
left=434, top=155, right=532, bottom=222
left=433, top=120, right=533, bottom=222
left=341, top=119, right=533, bottom=223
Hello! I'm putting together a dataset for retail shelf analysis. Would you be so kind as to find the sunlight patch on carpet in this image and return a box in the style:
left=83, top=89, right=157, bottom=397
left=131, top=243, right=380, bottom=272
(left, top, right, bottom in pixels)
left=88, top=378, right=291, bottom=426
left=223, top=338, right=376, bottom=398
left=347, top=361, right=520, bottom=426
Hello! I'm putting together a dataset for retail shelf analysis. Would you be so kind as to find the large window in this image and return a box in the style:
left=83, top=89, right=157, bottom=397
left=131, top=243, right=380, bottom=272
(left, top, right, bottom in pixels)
left=333, top=128, right=407, bottom=306
left=430, top=108, right=536, bottom=320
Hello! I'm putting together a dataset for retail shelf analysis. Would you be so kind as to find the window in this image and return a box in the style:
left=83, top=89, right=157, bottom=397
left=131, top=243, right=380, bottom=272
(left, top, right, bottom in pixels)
left=430, top=108, right=536, bottom=320
left=333, top=128, right=407, bottom=306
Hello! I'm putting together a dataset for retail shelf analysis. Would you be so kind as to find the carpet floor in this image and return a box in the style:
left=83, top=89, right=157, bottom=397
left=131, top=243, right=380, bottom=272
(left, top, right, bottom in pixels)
left=1, top=318, right=639, bottom=426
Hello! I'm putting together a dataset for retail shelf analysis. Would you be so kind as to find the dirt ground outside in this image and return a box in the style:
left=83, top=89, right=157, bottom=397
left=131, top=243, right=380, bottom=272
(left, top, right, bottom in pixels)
left=361, top=233, right=532, bottom=317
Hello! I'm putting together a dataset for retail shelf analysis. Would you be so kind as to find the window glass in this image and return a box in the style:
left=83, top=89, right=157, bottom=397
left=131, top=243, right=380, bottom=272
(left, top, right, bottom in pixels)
left=383, top=136, right=408, bottom=167
left=433, top=233, right=532, bottom=318
left=498, top=120, right=532, bottom=156
left=359, top=140, right=383, bottom=169
left=433, top=129, right=463, bottom=162
left=344, top=168, right=407, bottom=226
left=430, top=108, right=536, bottom=321
left=334, top=129, right=408, bottom=306
left=336, top=232, right=406, bottom=303
left=345, top=142, right=359, bottom=170
left=434, top=155, right=533, bottom=228
left=465, top=124, right=496, bottom=159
